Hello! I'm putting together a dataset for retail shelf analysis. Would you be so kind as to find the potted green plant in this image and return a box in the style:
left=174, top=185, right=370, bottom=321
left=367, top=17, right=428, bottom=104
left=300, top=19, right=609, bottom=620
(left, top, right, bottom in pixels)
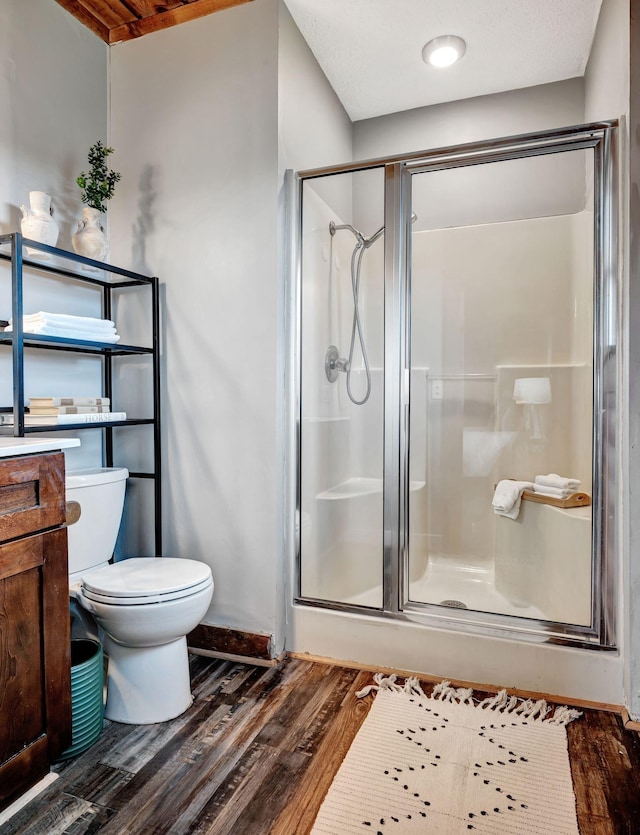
left=72, top=141, right=121, bottom=261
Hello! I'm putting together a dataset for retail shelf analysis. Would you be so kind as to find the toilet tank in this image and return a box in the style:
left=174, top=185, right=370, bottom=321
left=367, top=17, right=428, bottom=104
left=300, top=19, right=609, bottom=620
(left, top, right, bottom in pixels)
left=66, top=467, right=129, bottom=577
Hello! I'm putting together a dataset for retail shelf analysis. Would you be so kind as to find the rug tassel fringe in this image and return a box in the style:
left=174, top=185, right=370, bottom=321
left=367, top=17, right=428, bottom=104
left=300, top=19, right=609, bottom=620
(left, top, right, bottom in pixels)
left=358, top=676, right=582, bottom=724
left=547, top=705, right=583, bottom=726
left=431, top=679, right=474, bottom=704
left=356, top=673, right=405, bottom=698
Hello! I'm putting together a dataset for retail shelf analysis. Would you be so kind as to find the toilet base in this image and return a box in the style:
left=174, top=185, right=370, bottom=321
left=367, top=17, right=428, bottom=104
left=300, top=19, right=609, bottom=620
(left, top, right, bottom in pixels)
left=102, top=635, right=193, bottom=724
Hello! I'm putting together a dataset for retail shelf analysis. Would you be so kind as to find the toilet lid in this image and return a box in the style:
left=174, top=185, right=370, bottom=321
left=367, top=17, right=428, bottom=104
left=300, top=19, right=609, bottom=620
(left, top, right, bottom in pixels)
left=81, top=557, right=213, bottom=605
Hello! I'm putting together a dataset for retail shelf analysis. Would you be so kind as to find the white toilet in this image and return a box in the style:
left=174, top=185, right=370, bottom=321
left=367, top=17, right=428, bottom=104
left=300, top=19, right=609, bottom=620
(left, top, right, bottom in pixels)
left=66, top=467, right=214, bottom=725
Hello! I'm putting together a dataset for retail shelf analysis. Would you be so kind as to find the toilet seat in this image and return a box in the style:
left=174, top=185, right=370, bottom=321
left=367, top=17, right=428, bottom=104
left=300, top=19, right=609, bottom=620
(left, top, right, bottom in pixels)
left=81, top=557, right=213, bottom=606
left=81, top=576, right=213, bottom=606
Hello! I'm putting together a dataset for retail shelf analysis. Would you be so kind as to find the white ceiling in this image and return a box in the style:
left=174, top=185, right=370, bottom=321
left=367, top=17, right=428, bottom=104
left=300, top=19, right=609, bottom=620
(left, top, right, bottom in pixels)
left=283, top=0, right=604, bottom=121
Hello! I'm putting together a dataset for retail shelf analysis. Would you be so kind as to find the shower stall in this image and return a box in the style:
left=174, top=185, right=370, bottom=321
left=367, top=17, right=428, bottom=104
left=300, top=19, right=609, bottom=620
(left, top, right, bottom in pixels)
left=293, top=122, right=618, bottom=649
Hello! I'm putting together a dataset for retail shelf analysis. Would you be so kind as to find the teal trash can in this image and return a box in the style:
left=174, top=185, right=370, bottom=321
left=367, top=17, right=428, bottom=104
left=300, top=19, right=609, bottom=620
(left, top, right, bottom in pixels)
left=55, top=639, right=104, bottom=762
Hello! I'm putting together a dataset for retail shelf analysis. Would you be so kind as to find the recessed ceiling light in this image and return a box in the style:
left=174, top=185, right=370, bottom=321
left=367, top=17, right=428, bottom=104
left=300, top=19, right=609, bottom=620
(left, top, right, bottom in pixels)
left=422, top=35, right=466, bottom=68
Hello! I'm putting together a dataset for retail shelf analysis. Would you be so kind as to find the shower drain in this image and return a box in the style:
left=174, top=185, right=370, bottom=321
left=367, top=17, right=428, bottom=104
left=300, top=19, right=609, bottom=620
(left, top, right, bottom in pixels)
left=439, top=599, right=468, bottom=609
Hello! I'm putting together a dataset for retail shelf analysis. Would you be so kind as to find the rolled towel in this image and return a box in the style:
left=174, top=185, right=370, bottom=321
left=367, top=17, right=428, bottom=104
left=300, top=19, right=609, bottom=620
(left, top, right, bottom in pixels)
left=534, top=473, right=580, bottom=490
left=492, top=480, right=534, bottom=520
left=532, top=484, right=572, bottom=499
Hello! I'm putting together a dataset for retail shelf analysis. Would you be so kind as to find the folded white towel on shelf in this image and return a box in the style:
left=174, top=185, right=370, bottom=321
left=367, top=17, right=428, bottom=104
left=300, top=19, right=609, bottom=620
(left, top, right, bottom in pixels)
left=492, top=480, right=534, bottom=520
left=22, top=318, right=116, bottom=336
left=20, top=311, right=116, bottom=330
left=534, top=473, right=580, bottom=490
left=5, top=323, right=120, bottom=343
left=532, top=484, right=573, bottom=499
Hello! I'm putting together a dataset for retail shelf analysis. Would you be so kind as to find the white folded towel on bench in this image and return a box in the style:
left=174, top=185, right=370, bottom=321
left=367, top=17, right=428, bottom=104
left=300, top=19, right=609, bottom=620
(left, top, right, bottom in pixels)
left=492, top=480, right=534, bottom=520
left=534, top=473, right=580, bottom=490
left=532, top=484, right=573, bottom=499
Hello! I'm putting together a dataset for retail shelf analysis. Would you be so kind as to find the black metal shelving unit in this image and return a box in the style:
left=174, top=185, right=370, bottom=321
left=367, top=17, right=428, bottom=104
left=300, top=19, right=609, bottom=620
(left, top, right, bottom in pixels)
left=0, top=232, right=162, bottom=555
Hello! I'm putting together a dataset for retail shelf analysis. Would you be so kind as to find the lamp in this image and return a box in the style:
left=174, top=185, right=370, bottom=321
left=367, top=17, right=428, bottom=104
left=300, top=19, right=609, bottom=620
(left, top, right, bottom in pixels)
left=513, top=377, right=552, bottom=441
left=422, top=35, right=467, bottom=68
left=513, top=377, right=552, bottom=405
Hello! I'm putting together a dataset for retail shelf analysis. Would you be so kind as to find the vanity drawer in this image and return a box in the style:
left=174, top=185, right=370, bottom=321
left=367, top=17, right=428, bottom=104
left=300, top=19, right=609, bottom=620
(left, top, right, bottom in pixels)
left=0, top=453, right=66, bottom=543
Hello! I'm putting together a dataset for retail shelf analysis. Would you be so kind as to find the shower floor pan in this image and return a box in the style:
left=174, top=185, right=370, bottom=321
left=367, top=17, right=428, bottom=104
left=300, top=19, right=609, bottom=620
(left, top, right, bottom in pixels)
left=346, top=555, right=545, bottom=621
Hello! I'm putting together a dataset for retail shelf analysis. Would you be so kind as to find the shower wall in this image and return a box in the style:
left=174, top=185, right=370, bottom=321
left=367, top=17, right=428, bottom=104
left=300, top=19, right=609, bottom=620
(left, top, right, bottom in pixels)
left=408, top=211, right=593, bottom=583
left=301, top=185, right=593, bottom=619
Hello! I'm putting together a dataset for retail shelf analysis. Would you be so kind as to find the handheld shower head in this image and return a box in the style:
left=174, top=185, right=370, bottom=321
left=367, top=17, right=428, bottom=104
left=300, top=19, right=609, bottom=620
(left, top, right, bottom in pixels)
left=329, top=212, right=417, bottom=248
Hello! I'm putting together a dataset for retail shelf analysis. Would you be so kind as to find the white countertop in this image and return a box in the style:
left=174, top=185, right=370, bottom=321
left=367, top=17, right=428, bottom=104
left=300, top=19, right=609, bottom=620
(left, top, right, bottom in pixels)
left=0, top=437, right=81, bottom=458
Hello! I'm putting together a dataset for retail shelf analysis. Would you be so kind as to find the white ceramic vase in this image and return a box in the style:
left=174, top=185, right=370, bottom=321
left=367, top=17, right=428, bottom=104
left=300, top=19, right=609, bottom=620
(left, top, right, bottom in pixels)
left=20, top=191, right=59, bottom=257
left=72, top=207, right=109, bottom=262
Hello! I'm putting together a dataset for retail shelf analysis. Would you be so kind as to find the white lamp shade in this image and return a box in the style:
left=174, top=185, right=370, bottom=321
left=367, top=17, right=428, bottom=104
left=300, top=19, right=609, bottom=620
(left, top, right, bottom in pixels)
left=513, top=377, right=552, bottom=405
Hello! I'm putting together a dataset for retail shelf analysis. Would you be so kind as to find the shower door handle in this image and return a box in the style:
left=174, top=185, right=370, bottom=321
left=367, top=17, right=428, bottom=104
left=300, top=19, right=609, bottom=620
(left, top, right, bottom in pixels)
left=402, top=368, right=410, bottom=406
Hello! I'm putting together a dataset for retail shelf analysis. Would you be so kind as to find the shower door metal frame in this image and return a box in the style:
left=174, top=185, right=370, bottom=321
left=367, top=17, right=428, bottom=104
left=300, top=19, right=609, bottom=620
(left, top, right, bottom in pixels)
left=294, top=120, right=619, bottom=649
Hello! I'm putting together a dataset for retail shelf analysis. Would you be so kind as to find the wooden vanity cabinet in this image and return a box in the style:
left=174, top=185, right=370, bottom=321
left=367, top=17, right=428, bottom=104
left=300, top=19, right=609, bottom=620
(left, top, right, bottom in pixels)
left=0, top=452, right=71, bottom=811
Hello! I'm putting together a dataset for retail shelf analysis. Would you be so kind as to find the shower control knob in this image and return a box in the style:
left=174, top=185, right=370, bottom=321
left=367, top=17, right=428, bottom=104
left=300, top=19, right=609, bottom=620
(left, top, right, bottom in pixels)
left=325, top=345, right=350, bottom=382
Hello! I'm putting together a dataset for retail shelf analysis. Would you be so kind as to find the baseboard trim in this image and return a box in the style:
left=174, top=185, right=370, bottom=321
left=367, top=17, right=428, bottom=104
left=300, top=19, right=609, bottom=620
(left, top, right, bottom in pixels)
left=187, top=623, right=272, bottom=662
left=621, top=706, right=640, bottom=730
left=287, top=651, right=623, bottom=715
left=0, top=772, right=58, bottom=827
left=188, top=647, right=278, bottom=667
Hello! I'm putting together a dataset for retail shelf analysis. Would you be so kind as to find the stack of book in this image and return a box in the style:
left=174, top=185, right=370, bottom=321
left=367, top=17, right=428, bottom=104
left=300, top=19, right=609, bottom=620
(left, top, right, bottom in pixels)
left=0, top=397, right=127, bottom=425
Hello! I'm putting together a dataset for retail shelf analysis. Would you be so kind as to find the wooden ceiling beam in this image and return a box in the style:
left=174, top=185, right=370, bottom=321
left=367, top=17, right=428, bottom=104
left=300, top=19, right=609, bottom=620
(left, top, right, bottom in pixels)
left=55, top=0, right=110, bottom=43
left=56, top=0, right=253, bottom=45
left=76, top=0, right=140, bottom=28
left=109, top=0, right=254, bottom=43
left=124, top=1, right=188, bottom=15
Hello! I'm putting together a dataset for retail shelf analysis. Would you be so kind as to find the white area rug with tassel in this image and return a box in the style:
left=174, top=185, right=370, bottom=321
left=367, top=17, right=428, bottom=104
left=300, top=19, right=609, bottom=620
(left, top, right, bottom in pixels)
left=312, top=676, right=582, bottom=835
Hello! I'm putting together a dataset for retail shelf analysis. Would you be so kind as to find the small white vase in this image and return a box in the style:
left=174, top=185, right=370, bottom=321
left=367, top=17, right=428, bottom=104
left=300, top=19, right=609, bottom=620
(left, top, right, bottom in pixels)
left=72, top=207, right=109, bottom=262
left=20, top=191, right=59, bottom=257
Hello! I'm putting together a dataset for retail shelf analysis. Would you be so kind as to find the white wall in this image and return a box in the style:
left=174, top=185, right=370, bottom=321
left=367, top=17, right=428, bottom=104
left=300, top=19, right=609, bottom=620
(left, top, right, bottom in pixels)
left=0, top=1, right=106, bottom=246
left=109, top=0, right=282, bottom=640
left=0, top=0, right=108, bottom=472
left=584, top=0, right=628, bottom=121
left=278, top=1, right=352, bottom=212
left=630, top=0, right=640, bottom=723
left=354, top=78, right=585, bottom=160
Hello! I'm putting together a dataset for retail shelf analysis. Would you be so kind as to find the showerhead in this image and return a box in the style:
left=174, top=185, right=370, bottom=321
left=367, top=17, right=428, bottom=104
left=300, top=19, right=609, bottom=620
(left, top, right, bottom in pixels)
left=329, top=220, right=363, bottom=243
left=329, top=212, right=418, bottom=246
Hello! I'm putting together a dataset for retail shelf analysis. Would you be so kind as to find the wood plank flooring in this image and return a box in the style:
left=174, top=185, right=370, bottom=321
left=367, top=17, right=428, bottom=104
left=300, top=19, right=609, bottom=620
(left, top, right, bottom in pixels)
left=4, top=655, right=640, bottom=834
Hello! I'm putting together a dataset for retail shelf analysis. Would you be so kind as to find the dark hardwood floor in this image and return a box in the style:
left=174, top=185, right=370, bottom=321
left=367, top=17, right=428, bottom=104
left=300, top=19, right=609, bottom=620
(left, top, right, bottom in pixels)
left=4, top=655, right=640, bottom=834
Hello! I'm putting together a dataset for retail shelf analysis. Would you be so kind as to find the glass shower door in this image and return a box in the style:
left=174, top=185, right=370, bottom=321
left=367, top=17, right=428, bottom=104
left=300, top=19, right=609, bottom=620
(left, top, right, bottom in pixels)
left=406, top=149, right=595, bottom=627
left=299, top=167, right=386, bottom=607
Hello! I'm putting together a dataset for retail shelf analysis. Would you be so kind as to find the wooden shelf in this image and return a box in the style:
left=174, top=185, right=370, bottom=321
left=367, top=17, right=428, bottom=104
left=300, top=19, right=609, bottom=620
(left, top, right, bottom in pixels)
left=521, top=490, right=591, bottom=508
